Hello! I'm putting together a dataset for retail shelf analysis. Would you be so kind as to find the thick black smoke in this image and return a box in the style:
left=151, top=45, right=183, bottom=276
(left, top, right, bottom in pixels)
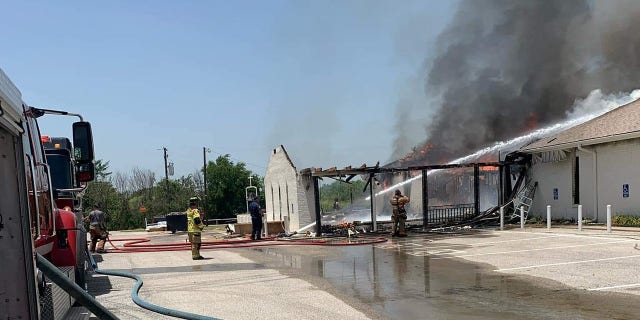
left=393, top=0, right=640, bottom=165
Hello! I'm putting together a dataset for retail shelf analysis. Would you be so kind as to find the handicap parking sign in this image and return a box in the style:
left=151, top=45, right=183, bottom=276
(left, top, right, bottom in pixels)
left=623, top=184, right=629, bottom=198
left=553, top=188, right=558, bottom=200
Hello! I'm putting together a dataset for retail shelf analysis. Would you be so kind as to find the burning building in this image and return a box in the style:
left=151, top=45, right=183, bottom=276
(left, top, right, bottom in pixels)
left=393, top=0, right=640, bottom=166
left=521, top=97, right=640, bottom=220
left=264, top=0, right=640, bottom=233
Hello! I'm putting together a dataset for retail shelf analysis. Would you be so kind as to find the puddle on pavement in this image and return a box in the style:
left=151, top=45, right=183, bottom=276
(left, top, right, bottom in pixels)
left=108, top=262, right=266, bottom=275
left=237, top=237, right=639, bottom=320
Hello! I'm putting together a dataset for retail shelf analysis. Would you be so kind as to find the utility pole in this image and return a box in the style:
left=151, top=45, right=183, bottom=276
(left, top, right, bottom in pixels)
left=203, top=147, right=210, bottom=219
left=163, top=147, right=169, bottom=193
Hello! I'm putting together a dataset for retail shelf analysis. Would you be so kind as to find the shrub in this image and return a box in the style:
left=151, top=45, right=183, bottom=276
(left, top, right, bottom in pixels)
left=612, top=215, right=640, bottom=227
left=528, top=215, right=543, bottom=223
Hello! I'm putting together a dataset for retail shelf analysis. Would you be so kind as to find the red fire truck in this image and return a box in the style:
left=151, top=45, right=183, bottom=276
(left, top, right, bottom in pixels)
left=42, top=136, right=79, bottom=209
left=0, top=68, right=96, bottom=319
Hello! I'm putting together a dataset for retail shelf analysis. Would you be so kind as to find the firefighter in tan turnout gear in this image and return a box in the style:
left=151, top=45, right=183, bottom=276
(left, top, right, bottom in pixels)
left=85, top=204, right=108, bottom=253
left=187, top=197, right=206, bottom=260
left=390, top=189, right=409, bottom=237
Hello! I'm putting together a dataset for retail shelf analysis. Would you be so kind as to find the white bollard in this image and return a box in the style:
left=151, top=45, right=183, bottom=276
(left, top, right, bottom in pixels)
left=263, top=215, right=268, bottom=238
left=578, top=204, right=583, bottom=231
left=547, top=205, right=551, bottom=230
left=520, top=205, right=525, bottom=229
left=607, top=205, right=612, bottom=234
left=500, top=207, right=504, bottom=231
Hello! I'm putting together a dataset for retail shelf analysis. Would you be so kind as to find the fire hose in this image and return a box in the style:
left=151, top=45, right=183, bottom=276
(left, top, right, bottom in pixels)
left=104, top=235, right=389, bottom=253
left=87, top=247, right=221, bottom=320
left=88, top=234, right=387, bottom=319
left=35, top=253, right=119, bottom=320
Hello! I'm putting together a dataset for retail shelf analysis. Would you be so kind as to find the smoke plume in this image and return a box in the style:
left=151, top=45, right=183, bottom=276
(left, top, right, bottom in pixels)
left=393, top=0, right=640, bottom=165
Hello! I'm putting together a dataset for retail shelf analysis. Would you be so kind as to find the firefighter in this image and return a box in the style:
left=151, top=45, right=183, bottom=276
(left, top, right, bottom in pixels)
left=390, top=189, right=410, bottom=237
left=85, top=204, right=108, bottom=253
left=187, top=196, right=205, bottom=260
left=249, top=196, right=263, bottom=240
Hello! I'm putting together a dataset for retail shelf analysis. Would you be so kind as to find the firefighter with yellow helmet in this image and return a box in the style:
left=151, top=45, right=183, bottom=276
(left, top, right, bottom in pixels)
left=187, top=196, right=205, bottom=260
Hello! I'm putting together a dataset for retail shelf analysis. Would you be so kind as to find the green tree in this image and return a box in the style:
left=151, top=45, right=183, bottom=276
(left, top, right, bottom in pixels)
left=319, top=179, right=367, bottom=212
left=82, top=181, right=133, bottom=230
left=151, top=177, right=199, bottom=215
left=94, top=159, right=112, bottom=181
left=79, top=155, right=262, bottom=230
left=205, top=154, right=259, bottom=219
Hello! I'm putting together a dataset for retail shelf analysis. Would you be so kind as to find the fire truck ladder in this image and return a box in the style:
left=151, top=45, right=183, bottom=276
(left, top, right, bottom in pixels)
left=510, top=180, right=538, bottom=222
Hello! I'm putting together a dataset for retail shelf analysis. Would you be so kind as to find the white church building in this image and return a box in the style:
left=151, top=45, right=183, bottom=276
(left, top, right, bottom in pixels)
left=263, top=145, right=317, bottom=232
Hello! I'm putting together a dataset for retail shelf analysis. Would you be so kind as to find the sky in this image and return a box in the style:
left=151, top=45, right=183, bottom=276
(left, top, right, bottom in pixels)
left=0, top=0, right=456, bottom=179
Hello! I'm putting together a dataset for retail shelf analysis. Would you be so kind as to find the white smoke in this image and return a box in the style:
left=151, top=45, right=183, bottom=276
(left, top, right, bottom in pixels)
left=566, top=89, right=640, bottom=119
left=367, top=89, right=640, bottom=201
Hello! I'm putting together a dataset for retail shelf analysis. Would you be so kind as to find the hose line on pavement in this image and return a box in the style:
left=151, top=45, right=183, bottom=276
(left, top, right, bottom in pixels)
left=35, top=253, right=119, bottom=320
left=104, top=235, right=389, bottom=253
left=88, top=248, right=221, bottom=320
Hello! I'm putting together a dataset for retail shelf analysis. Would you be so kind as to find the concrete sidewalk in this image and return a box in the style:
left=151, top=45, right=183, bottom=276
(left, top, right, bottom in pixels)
left=87, top=230, right=373, bottom=320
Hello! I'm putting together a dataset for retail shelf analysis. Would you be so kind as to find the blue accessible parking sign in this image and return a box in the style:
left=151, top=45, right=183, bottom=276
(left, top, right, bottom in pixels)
left=623, top=184, right=629, bottom=198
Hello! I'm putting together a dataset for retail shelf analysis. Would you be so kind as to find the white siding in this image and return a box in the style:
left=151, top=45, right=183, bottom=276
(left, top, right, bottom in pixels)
left=297, top=174, right=316, bottom=231
left=529, top=138, right=640, bottom=220
left=264, top=146, right=317, bottom=232
left=529, top=154, right=575, bottom=219
left=594, top=139, right=640, bottom=216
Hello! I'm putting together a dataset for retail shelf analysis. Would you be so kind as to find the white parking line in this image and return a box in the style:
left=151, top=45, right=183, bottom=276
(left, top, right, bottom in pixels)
left=588, top=283, right=640, bottom=291
left=496, top=254, right=640, bottom=271
left=430, top=239, right=636, bottom=260
left=389, top=235, right=562, bottom=251
left=420, top=243, right=467, bottom=248
left=395, top=242, right=423, bottom=247
left=417, top=235, right=562, bottom=249
left=460, top=235, right=562, bottom=246
left=502, top=230, right=637, bottom=241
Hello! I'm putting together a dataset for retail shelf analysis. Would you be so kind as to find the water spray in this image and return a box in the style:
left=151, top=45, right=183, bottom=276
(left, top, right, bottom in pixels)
left=368, top=89, right=640, bottom=201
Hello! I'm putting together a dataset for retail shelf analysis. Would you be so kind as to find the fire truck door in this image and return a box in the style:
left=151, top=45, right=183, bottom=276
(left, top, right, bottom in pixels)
left=0, top=124, right=40, bottom=319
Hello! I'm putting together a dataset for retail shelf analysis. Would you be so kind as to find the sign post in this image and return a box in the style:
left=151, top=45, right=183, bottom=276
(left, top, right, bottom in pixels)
left=140, top=205, right=148, bottom=227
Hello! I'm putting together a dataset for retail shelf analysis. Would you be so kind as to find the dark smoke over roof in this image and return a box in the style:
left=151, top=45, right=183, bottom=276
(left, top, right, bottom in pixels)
left=392, top=0, right=640, bottom=166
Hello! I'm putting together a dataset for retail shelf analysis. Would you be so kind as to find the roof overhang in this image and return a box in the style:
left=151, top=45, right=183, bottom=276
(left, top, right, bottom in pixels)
left=303, top=161, right=504, bottom=178
left=521, top=130, right=640, bottom=153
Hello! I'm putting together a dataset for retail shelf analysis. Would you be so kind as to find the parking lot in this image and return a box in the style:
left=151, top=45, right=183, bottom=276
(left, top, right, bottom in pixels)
left=399, top=226, right=640, bottom=294
left=87, top=226, right=640, bottom=319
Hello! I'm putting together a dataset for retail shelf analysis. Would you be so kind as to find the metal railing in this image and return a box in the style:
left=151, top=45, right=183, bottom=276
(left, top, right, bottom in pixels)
left=204, top=218, right=237, bottom=225
left=426, top=204, right=476, bottom=225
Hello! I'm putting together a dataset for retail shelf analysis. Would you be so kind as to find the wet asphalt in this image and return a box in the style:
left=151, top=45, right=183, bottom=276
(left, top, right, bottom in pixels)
left=90, top=228, right=640, bottom=320
left=237, top=232, right=640, bottom=320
